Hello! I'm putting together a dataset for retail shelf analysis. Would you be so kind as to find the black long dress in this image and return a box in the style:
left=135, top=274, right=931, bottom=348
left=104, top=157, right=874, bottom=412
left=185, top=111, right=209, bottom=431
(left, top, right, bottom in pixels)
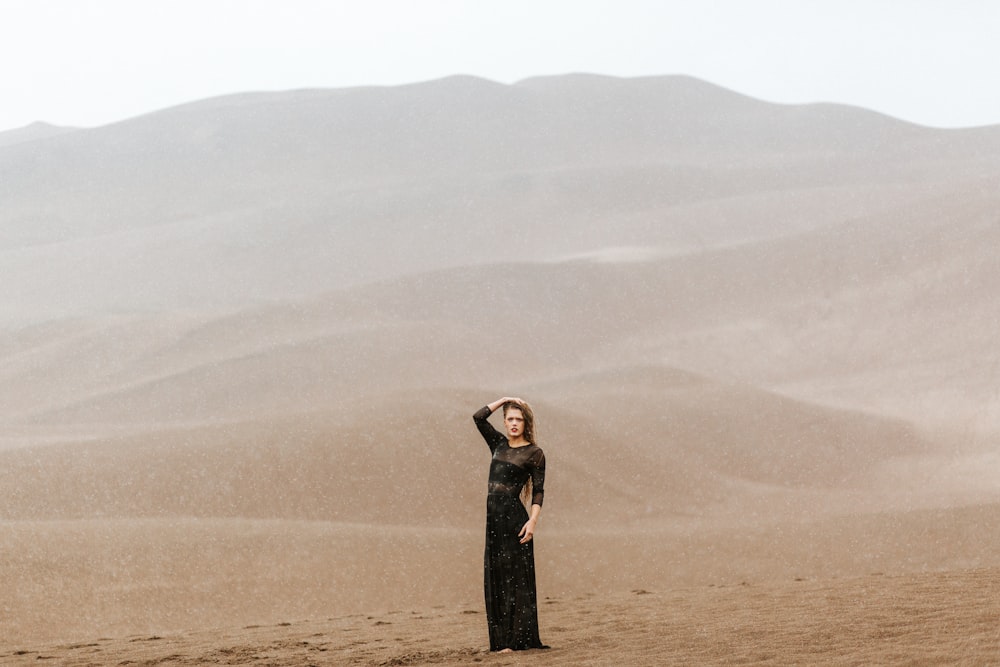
left=473, top=405, right=548, bottom=652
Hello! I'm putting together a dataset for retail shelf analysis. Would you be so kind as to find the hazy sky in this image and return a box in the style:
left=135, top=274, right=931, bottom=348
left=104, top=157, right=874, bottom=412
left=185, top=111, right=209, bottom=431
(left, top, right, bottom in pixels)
left=2, top=0, right=999, bottom=133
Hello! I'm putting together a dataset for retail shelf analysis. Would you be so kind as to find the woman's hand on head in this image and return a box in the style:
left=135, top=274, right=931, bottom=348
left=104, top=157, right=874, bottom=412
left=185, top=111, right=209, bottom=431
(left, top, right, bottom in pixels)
left=486, top=396, right=527, bottom=414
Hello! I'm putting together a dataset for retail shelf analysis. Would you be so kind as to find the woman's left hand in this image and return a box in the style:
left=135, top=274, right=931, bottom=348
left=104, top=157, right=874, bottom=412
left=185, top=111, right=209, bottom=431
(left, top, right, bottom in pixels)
left=518, top=519, right=536, bottom=544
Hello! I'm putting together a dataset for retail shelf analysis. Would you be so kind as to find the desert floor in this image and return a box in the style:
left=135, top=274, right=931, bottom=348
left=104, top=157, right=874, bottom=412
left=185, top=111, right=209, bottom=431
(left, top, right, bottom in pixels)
left=3, top=568, right=998, bottom=666
left=5, top=73, right=1000, bottom=667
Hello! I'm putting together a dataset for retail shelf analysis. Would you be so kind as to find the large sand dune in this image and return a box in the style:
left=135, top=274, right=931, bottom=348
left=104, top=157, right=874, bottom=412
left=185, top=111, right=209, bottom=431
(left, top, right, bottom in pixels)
left=2, top=74, right=999, bottom=660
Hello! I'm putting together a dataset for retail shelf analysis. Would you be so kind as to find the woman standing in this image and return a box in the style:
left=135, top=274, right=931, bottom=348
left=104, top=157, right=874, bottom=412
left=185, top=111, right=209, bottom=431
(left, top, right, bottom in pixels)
left=473, top=397, right=548, bottom=653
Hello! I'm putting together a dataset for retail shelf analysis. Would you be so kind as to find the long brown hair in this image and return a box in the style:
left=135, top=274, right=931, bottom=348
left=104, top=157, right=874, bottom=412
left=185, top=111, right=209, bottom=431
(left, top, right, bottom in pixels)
left=503, top=400, right=538, bottom=509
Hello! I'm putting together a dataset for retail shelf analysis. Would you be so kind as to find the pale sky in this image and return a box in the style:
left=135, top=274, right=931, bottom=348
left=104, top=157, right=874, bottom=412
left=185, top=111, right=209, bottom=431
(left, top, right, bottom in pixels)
left=2, top=0, right=999, bottom=133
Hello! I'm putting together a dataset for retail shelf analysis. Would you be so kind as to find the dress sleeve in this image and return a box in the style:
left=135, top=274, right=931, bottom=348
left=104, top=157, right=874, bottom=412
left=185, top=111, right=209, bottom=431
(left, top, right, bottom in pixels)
left=530, top=448, right=546, bottom=507
left=473, top=405, right=505, bottom=454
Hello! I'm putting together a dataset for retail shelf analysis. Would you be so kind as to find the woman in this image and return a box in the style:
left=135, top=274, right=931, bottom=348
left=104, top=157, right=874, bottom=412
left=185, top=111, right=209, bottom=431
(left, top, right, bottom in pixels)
left=473, top=396, right=548, bottom=653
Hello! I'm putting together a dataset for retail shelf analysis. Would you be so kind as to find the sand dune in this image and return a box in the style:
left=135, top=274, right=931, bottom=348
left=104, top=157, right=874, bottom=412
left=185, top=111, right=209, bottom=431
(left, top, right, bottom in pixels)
left=2, top=74, right=998, bottom=320
left=0, top=376, right=923, bottom=525
left=0, top=121, right=78, bottom=148
left=6, top=215, right=998, bottom=436
left=2, top=74, right=1000, bottom=659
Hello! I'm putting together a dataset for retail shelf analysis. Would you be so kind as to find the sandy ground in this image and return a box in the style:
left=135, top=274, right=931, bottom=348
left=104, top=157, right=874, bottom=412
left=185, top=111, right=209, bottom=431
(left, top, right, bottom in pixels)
left=4, top=74, right=1000, bottom=666
left=3, top=568, right=998, bottom=666
left=3, top=503, right=1000, bottom=663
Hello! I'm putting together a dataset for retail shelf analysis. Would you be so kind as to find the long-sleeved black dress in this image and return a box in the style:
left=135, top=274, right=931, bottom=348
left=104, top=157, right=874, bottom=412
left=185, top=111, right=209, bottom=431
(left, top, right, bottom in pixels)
left=473, top=405, right=548, bottom=652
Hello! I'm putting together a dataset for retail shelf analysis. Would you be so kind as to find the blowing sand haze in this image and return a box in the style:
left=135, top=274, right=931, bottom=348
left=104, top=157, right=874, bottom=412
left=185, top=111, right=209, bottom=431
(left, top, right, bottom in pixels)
left=2, top=74, right=1000, bottom=663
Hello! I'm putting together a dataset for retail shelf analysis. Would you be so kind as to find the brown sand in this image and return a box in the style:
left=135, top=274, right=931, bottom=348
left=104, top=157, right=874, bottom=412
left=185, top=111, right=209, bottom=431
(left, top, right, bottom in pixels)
left=3, top=75, right=1000, bottom=664
left=3, top=568, right=998, bottom=666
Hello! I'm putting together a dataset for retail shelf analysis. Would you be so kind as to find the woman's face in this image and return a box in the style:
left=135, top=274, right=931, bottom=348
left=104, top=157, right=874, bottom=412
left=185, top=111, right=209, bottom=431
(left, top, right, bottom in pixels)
left=504, top=407, right=525, bottom=440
